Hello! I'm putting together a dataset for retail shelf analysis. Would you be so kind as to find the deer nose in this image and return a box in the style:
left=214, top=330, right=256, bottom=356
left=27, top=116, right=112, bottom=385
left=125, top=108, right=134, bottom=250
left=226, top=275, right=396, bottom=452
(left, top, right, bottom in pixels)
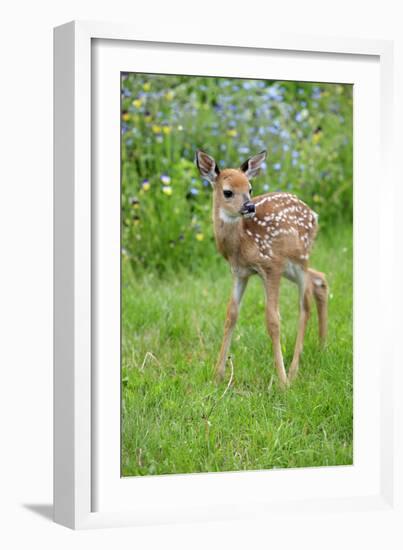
left=243, top=201, right=255, bottom=214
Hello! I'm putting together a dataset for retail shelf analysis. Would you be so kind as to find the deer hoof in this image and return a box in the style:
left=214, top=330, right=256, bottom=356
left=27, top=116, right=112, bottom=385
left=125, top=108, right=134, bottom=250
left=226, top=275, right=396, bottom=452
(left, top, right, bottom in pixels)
left=214, top=368, right=225, bottom=383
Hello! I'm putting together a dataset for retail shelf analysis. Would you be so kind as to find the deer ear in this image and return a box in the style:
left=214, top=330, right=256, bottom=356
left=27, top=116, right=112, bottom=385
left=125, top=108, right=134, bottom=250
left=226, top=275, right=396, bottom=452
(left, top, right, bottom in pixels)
left=195, top=150, right=220, bottom=184
left=240, top=150, right=267, bottom=179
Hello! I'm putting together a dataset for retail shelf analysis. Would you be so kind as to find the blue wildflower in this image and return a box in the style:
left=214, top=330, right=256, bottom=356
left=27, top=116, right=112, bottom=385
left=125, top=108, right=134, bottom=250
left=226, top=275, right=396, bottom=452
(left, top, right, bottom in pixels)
left=251, top=136, right=264, bottom=148
left=273, top=162, right=281, bottom=171
left=295, top=109, right=309, bottom=122
left=311, top=87, right=322, bottom=99
left=160, top=173, right=171, bottom=184
left=266, top=84, right=283, bottom=101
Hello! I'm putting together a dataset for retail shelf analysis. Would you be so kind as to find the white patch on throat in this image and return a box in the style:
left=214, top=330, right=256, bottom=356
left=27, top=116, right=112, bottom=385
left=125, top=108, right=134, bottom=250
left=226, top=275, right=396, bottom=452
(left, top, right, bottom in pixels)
left=219, top=208, right=240, bottom=224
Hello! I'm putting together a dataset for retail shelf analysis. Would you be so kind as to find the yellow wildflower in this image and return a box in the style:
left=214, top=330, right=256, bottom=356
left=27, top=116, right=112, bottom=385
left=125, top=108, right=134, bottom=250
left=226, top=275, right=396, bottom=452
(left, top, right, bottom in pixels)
left=312, top=133, right=322, bottom=144
left=227, top=129, right=238, bottom=137
left=195, top=233, right=204, bottom=241
left=132, top=98, right=142, bottom=109
left=152, top=125, right=162, bottom=134
left=144, top=114, right=152, bottom=123
left=165, top=90, right=174, bottom=101
left=162, top=186, right=173, bottom=196
left=122, top=113, right=131, bottom=121
left=162, top=126, right=172, bottom=135
left=143, top=82, right=151, bottom=92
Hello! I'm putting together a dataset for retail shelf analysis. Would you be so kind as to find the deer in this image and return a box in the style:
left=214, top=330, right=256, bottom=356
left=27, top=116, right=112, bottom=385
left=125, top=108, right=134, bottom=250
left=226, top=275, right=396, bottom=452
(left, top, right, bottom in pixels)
left=195, top=149, right=328, bottom=387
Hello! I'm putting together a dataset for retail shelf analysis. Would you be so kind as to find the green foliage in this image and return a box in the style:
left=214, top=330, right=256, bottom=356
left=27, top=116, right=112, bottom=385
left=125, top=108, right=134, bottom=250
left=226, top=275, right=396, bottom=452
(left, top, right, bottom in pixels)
left=121, top=225, right=353, bottom=475
left=121, top=74, right=353, bottom=274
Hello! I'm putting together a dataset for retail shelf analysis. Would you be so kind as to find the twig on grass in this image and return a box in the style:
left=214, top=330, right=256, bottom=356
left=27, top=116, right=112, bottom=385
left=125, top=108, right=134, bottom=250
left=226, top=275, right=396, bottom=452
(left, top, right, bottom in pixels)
left=219, top=355, right=234, bottom=403
left=203, top=355, right=234, bottom=423
left=139, top=351, right=160, bottom=372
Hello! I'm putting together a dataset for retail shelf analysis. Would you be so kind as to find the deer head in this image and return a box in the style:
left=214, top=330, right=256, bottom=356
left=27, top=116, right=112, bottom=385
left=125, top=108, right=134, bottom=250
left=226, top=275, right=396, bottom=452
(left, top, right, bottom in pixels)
left=196, top=150, right=267, bottom=222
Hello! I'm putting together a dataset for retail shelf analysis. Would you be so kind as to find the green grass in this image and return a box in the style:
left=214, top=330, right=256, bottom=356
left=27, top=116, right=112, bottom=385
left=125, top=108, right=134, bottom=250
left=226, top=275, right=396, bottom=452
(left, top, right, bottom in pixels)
left=121, top=224, right=353, bottom=476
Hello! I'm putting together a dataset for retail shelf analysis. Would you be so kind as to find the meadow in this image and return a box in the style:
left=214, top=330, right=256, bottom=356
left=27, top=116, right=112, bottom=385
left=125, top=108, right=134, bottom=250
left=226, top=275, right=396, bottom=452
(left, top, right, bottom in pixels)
left=121, top=74, right=353, bottom=476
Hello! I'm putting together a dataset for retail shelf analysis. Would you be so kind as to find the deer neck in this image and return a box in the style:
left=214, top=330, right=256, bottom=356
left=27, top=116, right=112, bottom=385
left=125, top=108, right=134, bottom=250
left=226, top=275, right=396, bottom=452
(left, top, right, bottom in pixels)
left=213, top=200, right=243, bottom=260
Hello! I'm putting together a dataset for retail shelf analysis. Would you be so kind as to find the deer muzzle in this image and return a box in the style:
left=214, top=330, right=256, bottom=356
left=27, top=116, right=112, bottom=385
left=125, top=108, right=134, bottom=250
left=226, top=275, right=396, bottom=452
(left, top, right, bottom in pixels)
left=240, top=201, right=256, bottom=217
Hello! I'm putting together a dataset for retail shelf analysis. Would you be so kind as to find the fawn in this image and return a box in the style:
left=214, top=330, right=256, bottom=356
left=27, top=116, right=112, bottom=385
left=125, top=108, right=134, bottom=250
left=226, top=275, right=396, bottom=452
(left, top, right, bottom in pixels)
left=196, top=149, right=328, bottom=387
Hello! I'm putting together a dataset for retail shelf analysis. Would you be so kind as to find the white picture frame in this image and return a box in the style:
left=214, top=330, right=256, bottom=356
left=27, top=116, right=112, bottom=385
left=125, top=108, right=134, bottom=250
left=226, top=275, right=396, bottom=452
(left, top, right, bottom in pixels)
left=54, top=20, right=401, bottom=534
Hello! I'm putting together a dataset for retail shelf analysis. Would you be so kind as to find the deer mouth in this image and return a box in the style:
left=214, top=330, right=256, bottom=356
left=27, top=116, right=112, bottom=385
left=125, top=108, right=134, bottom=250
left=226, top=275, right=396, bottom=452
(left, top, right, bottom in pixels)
left=239, top=201, right=256, bottom=218
left=241, top=211, right=256, bottom=219
left=239, top=207, right=256, bottom=219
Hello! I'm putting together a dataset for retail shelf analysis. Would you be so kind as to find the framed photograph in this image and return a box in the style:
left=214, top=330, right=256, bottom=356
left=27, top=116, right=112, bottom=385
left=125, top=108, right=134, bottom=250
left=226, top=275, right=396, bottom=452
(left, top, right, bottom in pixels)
left=54, top=21, right=400, bottom=533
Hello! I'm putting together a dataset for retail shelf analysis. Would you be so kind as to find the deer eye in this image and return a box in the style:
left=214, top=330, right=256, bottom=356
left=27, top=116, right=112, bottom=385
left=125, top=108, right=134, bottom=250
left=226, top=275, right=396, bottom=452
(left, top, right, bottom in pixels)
left=223, top=189, right=233, bottom=199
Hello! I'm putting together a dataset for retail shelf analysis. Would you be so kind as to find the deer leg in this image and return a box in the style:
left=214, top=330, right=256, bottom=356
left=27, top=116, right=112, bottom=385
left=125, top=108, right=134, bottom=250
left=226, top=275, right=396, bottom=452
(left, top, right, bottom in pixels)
left=263, top=271, right=288, bottom=388
left=308, top=269, right=329, bottom=345
left=215, top=275, right=249, bottom=382
left=288, top=270, right=312, bottom=382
